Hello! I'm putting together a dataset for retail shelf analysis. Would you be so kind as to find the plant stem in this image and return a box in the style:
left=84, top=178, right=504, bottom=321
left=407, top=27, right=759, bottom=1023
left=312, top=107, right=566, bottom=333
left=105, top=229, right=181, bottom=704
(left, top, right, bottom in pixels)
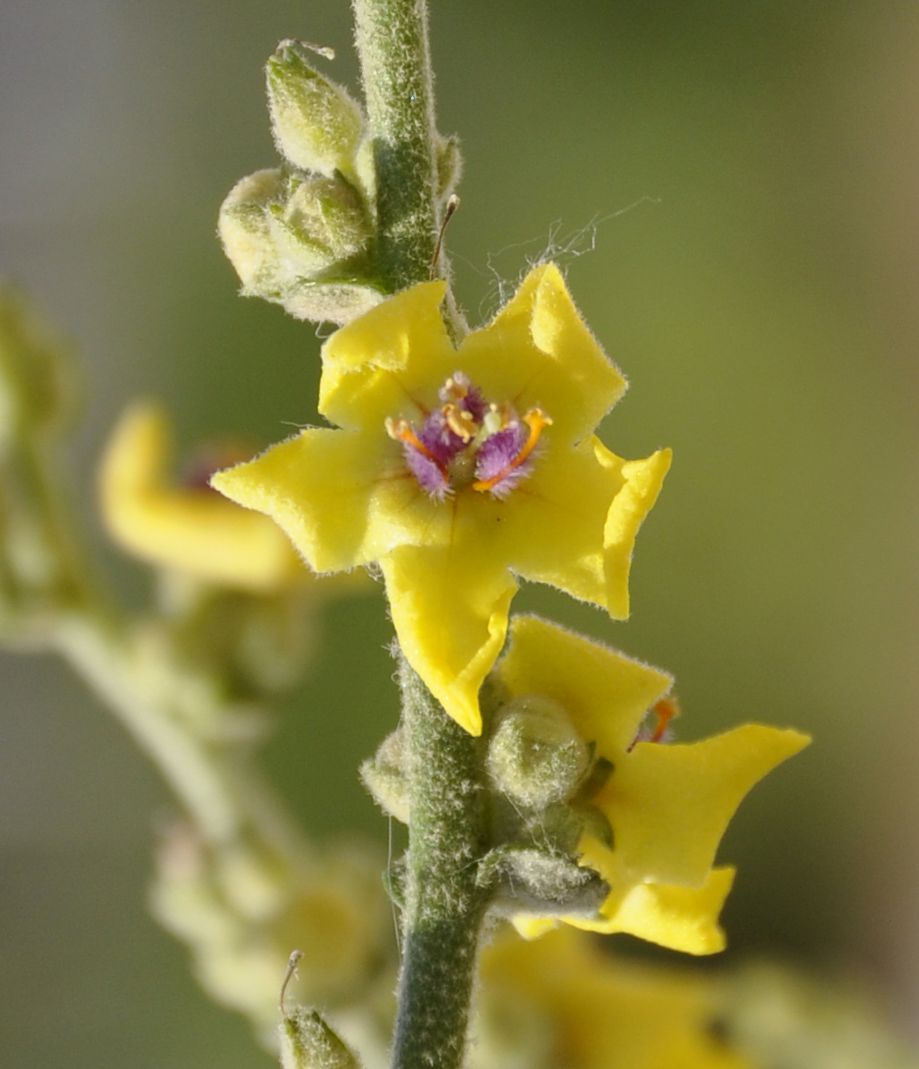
left=352, top=0, right=439, bottom=292
left=352, top=4, right=485, bottom=1063
left=53, top=611, right=305, bottom=854
left=392, top=653, right=488, bottom=1069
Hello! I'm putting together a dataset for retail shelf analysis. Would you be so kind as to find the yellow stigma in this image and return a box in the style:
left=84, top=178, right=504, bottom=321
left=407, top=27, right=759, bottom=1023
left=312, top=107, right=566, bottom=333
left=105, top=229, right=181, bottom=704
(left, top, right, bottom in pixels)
left=443, top=403, right=479, bottom=442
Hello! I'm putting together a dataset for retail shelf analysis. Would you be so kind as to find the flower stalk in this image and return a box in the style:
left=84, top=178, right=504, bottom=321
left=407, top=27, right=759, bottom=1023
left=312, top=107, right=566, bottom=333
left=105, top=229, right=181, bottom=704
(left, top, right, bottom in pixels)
left=53, top=611, right=300, bottom=849
left=392, top=652, right=489, bottom=1069
left=352, top=0, right=440, bottom=291
left=349, top=3, right=494, bottom=1063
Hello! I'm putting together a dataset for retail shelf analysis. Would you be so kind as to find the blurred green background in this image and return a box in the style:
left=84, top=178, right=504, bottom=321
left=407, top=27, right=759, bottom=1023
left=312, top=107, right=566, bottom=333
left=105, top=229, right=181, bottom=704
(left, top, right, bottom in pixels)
left=1, top=1, right=916, bottom=1065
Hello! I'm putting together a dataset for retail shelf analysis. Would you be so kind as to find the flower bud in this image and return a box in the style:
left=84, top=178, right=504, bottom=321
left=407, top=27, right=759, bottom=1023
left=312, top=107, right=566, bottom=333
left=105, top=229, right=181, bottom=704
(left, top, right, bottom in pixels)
left=268, top=173, right=372, bottom=279
left=266, top=40, right=364, bottom=179
left=219, top=169, right=381, bottom=325
left=280, top=280, right=384, bottom=326
left=486, top=695, right=590, bottom=809
left=218, top=168, right=286, bottom=294
left=477, top=844, right=608, bottom=918
left=280, top=1008, right=360, bottom=1069
left=360, top=729, right=409, bottom=824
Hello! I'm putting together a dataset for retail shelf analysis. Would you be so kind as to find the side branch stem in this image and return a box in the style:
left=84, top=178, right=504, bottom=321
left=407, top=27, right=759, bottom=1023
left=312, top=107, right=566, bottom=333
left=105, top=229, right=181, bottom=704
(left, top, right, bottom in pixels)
left=54, top=613, right=304, bottom=853
left=391, top=653, right=488, bottom=1069
left=352, top=0, right=439, bottom=291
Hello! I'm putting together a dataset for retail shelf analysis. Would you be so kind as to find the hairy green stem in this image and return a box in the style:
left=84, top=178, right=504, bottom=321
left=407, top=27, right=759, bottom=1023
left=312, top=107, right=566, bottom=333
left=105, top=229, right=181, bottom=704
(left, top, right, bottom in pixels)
left=0, top=436, right=98, bottom=621
left=352, top=0, right=439, bottom=291
left=3, top=421, right=304, bottom=856
left=352, top=3, right=485, bottom=1063
left=391, top=654, right=488, bottom=1069
left=55, top=615, right=250, bottom=843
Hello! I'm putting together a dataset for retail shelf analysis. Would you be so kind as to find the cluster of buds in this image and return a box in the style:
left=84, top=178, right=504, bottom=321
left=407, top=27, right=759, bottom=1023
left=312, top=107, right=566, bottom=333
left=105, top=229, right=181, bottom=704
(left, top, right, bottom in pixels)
left=219, top=40, right=461, bottom=325
left=362, top=682, right=612, bottom=924
left=219, top=40, right=380, bottom=325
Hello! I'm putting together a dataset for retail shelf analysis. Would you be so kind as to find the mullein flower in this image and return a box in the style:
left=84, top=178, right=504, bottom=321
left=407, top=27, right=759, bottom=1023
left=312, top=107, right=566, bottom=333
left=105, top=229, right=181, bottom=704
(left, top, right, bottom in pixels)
left=474, top=926, right=754, bottom=1069
left=719, top=961, right=919, bottom=1069
left=151, top=825, right=392, bottom=1043
left=212, top=263, right=670, bottom=734
left=488, top=616, right=809, bottom=954
left=99, top=402, right=304, bottom=592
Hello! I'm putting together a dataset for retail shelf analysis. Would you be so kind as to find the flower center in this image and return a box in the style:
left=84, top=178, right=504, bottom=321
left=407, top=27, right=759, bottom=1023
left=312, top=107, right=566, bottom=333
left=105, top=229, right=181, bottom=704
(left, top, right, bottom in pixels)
left=384, top=372, right=552, bottom=500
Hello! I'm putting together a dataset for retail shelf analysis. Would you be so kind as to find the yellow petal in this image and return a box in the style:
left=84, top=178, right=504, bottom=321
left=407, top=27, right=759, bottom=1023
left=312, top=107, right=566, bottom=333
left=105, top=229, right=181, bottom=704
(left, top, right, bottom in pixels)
left=596, top=442, right=672, bottom=618
left=318, top=280, right=454, bottom=429
left=571, top=851, right=736, bottom=956
left=458, top=263, right=626, bottom=445
left=380, top=543, right=518, bottom=735
left=481, top=927, right=755, bottom=1069
left=501, top=438, right=613, bottom=605
left=598, top=725, right=811, bottom=888
left=211, top=427, right=450, bottom=573
left=99, top=402, right=301, bottom=591
left=497, top=615, right=673, bottom=758
left=498, top=438, right=669, bottom=619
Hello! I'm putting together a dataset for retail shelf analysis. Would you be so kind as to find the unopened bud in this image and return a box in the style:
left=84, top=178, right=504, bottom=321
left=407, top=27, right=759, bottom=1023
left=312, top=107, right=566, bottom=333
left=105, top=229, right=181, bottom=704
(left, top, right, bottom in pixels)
left=478, top=844, right=607, bottom=918
left=268, top=173, right=372, bottom=276
left=280, top=1008, right=361, bottom=1069
left=360, top=729, right=409, bottom=824
left=218, top=168, right=287, bottom=294
left=219, top=169, right=381, bottom=325
left=267, top=41, right=364, bottom=179
left=280, top=280, right=384, bottom=326
left=486, top=695, right=590, bottom=809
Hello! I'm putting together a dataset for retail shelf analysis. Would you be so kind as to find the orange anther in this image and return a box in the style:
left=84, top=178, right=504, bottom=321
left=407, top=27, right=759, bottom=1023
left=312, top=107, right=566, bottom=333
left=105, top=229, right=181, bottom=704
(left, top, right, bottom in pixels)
left=385, top=417, right=447, bottom=475
left=649, top=696, right=680, bottom=743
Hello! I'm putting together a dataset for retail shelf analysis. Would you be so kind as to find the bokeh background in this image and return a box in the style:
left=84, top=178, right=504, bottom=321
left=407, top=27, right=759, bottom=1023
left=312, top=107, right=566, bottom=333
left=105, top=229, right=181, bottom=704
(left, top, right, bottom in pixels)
left=2, top=1, right=917, bottom=1065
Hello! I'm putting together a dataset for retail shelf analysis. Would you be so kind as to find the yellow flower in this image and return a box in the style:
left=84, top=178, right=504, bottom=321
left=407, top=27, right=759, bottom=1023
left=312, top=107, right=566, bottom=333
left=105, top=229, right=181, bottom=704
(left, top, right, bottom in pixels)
left=493, top=615, right=809, bottom=954
left=212, top=264, right=670, bottom=733
left=151, top=825, right=391, bottom=1041
left=99, top=401, right=303, bottom=591
left=475, top=926, right=754, bottom=1069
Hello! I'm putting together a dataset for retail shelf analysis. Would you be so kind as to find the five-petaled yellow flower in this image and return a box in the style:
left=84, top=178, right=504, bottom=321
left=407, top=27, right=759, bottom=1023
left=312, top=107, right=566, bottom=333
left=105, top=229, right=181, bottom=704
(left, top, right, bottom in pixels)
left=212, top=263, right=670, bottom=733
left=477, top=926, right=753, bottom=1069
left=493, top=615, right=809, bottom=954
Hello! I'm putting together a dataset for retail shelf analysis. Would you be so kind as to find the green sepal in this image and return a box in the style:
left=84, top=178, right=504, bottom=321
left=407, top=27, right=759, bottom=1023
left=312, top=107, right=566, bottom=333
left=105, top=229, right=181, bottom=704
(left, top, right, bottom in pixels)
left=280, top=1008, right=361, bottom=1069
left=476, top=843, right=609, bottom=918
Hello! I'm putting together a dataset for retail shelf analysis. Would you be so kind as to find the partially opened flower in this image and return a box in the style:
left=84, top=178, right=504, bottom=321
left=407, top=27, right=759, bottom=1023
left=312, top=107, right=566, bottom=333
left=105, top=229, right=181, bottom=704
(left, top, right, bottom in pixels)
left=212, top=264, right=670, bottom=733
left=99, top=402, right=304, bottom=592
left=489, top=615, right=809, bottom=954
left=475, top=926, right=753, bottom=1069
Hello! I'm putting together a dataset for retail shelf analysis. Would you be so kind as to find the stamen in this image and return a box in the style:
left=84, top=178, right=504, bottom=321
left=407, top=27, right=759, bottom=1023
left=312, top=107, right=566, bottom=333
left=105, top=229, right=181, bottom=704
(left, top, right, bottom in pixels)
left=443, top=403, right=478, bottom=442
left=385, top=416, right=448, bottom=475
left=441, top=375, right=469, bottom=404
left=472, top=408, right=552, bottom=493
left=649, top=696, right=680, bottom=743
